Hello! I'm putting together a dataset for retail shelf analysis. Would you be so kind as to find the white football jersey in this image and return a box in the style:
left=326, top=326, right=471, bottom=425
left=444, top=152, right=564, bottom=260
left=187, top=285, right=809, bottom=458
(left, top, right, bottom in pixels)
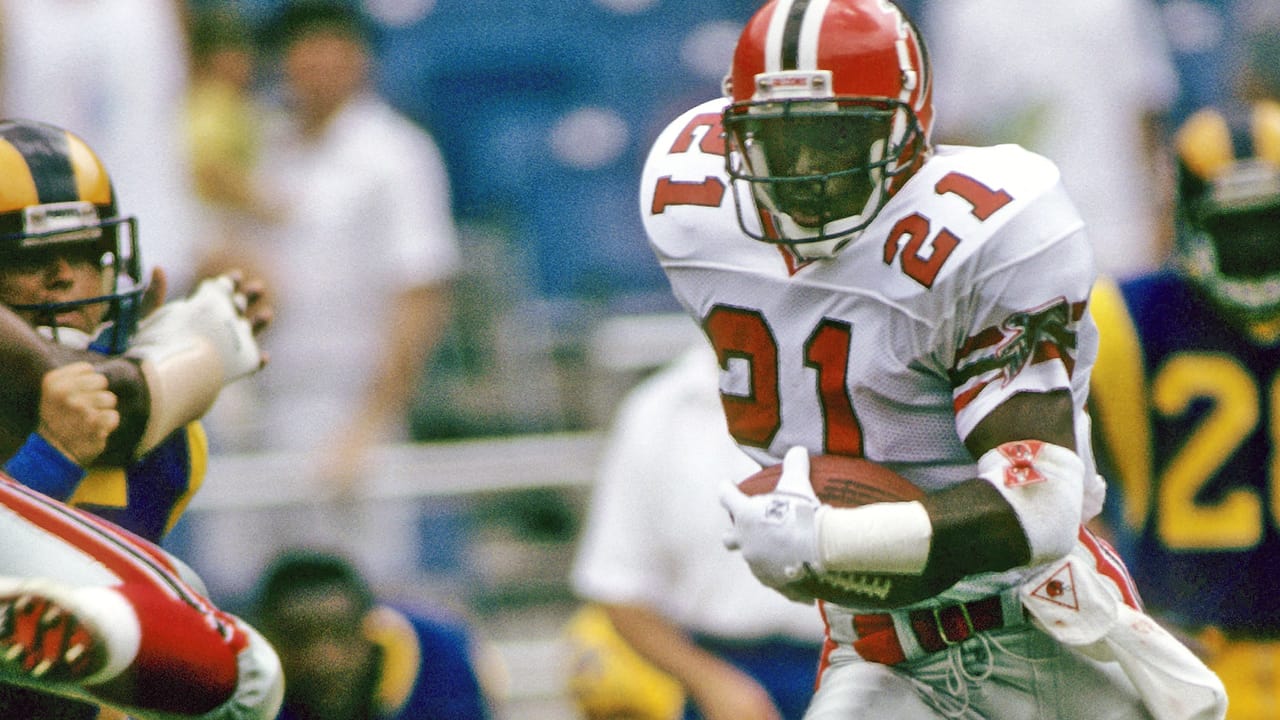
left=641, top=97, right=1104, bottom=518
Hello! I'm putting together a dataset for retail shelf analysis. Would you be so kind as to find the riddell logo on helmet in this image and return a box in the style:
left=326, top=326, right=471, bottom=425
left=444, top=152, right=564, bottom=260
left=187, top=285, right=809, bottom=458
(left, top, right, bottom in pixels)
left=755, top=70, right=834, bottom=100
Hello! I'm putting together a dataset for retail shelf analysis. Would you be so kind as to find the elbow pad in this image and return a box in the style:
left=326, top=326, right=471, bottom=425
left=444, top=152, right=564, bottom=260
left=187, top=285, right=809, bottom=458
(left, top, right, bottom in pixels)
left=976, top=441, right=1084, bottom=565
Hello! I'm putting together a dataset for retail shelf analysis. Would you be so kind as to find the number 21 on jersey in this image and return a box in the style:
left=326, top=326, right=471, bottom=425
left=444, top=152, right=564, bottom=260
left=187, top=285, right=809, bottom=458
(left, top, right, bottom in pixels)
left=650, top=111, right=1014, bottom=454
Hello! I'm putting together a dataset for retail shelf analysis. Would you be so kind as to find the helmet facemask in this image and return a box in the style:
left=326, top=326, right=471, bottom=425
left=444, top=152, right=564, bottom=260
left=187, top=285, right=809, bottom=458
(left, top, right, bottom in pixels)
left=1177, top=155, right=1280, bottom=342
left=725, top=93, right=924, bottom=260
left=0, top=201, right=144, bottom=354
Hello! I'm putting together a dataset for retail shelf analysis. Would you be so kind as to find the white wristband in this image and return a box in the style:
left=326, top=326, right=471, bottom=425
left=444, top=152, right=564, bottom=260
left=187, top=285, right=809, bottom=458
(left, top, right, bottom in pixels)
left=133, top=345, right=224, bottom=453
left=817, top=500, right=933, bottom=574
left=128, top=275, right=261, bottom=384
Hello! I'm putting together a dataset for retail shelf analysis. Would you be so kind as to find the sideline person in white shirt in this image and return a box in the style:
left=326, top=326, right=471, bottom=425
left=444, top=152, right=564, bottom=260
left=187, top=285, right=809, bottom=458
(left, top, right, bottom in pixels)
left=571, top=344, right=825, bottom=720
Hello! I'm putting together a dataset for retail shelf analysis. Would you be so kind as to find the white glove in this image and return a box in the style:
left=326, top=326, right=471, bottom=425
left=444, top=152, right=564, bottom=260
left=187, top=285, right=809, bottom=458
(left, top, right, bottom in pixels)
left=128, top=275, right=262, bottom=383
left=719, top=446, right=825, bottom=595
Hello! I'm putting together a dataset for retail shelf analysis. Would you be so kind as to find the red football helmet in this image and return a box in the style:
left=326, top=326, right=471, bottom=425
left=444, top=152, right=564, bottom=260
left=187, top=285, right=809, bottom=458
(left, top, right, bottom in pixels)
left=723, top=0, right=933, bottom=258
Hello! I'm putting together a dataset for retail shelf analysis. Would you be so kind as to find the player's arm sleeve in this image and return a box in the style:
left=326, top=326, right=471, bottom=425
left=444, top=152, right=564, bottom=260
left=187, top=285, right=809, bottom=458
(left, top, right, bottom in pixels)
left=3, top=433, right=86, bottom=499
left=1087, top=277, right=1154, bottom=530
left=924, top=201, right=1095, bottom=583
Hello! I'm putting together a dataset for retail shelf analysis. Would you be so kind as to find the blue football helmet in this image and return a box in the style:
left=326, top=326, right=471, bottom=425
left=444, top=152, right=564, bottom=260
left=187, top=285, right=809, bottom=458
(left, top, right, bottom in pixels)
left=0, top=119, right=144, bottom=354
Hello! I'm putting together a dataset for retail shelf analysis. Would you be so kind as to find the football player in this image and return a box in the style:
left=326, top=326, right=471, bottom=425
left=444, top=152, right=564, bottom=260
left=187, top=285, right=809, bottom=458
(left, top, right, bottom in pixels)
left=641, top=0, right=1225, bottom=718
left=563, top=604, right=686, bottom=720
left=0, top=118, right=278, bottom=717
left=250, top=549, right=496, bottom=720
left=0, top=118, right=271, bottom=544
left=1091, top=99, right=1280, bottom=720
left=0, top=231, right=281, bottom=716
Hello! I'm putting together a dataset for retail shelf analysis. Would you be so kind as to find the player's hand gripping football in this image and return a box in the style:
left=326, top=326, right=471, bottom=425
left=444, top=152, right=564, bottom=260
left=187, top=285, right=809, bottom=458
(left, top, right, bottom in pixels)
left=719, top=446, right=824, bottom=601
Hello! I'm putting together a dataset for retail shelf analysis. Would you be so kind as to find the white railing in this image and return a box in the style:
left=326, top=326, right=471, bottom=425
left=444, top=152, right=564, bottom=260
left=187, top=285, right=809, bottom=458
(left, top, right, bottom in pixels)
left=178, top=433, right=608, bottom=719
left=190, top=431, right=605, bottom=510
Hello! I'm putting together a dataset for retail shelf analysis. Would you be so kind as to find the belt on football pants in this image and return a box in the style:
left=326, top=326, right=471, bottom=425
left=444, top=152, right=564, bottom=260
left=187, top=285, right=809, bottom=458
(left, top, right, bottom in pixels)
left=851, top=588, right=1027, bottom=665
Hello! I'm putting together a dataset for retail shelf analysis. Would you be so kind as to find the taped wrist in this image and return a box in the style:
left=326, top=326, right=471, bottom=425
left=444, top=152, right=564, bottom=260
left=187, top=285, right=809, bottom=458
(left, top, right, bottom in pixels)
left=974, top=440, right=1084, bottom=565
left=129, top=276, right=261, bottom=384
left=125, top=276, right=262, bottom=453
left=130, top=344, right=225, bottom=453
left=817, top=501, right=933, bottom=574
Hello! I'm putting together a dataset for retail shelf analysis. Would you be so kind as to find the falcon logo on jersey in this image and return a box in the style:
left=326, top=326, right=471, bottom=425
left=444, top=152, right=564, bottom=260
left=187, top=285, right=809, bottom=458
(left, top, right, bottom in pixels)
left=951, top=298, right=1078, bottom=395
left=1030, top=561, right=1080, bottom=611
left=994, top=299, right=1075, bottom=385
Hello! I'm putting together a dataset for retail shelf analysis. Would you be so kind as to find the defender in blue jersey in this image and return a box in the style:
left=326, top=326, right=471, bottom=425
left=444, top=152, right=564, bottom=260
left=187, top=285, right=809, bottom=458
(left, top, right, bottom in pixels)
left=0, top=118, right=247, bottom=545
left=0, top=118, right=272, bottom=718
left=1091, top=99, right=1280, bottom=720
left=252, top=549, right=495, bottom=720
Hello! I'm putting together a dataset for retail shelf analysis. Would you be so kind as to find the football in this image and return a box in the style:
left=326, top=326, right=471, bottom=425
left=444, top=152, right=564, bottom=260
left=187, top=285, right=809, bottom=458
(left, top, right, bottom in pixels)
left=737, top=454, right=944, bottom=609
left=738, top=454, right=925, bottom=506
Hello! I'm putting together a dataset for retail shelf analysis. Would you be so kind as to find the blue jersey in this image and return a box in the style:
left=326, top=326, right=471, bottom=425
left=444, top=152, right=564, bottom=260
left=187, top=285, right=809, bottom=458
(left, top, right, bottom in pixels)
left=1090, top=271, right=1280, bottom=635
left=277, top=603, right=493, bottom=720
left=71, top=422, right=207, bottom=543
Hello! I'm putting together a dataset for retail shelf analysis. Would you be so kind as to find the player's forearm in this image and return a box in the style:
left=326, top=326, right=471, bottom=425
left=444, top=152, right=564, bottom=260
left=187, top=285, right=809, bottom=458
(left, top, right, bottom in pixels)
left=125, top=275, right=265, bottom=455
left=0, top=309, right=59, bottom=456
left=818, top=442, right=1085, bottom=588
left=365, top=283, right=452, bottom=429
left=603, top=603, right=732, bottom=691
left=95, top=358, right=150, bottom=465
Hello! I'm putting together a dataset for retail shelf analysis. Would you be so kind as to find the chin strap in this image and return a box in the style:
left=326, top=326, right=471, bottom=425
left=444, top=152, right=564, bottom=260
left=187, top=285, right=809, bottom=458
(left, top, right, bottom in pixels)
left=36, top=325, right=96, bottom=350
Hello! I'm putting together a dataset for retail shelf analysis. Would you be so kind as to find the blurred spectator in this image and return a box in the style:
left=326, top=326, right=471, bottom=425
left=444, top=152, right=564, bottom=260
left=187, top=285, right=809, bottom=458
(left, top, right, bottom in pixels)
left=1236, top=0, right=1280, bottom=102
left=185, top=5, right=281, bottom=280
left=188, top=0, right=463, bottom=593
left=570, top=345, right=825, bottom=720
left=1154, top=0, right=1279, bottom=124
left=183, top=5, right=282, bottom=456
left=0, top=0, right=202, bottom=293
left=213, top=1, right=460, bottom=485
left=564, top=604, right=686, bottom=720
left=251, top=547, right=500, bottom=720
left=925, top=0, right=1180, bottom=280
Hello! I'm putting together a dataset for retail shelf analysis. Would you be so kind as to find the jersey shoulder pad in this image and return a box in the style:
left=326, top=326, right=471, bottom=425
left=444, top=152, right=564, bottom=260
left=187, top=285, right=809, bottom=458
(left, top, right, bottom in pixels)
left=640, top=97, right=732, bottom=206
left=640, top=98, right=741, bottom=261
left=920, top=144, right=1065, bottom=214
left=872, top=144, right=1085, bottom=293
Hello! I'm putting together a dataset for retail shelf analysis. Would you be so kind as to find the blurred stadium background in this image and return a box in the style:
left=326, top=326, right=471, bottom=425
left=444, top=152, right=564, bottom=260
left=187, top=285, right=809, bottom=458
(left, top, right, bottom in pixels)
left=179, top=2, right=770, bottom=715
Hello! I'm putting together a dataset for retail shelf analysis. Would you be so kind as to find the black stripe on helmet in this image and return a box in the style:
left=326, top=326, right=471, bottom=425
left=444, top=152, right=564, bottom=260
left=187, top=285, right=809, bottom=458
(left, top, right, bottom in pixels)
left=780, top=0, right=813, bottom=71
left=0, top=121, right=78, bottom=204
